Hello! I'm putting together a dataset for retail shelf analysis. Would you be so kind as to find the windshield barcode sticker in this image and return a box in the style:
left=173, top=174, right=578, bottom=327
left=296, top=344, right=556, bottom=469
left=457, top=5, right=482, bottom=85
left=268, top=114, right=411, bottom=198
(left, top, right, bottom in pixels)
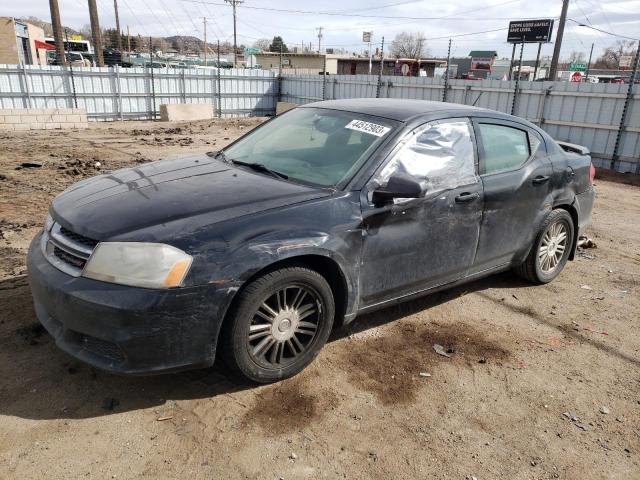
left=345, top=120, right=391, bottom=137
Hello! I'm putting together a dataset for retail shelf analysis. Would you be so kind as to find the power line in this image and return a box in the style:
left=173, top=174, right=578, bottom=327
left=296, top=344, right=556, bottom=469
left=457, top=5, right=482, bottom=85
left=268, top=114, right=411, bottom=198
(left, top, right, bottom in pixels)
left=180, top=0, right=551, bottom=21
left=567, top=18, right=639, bottom=41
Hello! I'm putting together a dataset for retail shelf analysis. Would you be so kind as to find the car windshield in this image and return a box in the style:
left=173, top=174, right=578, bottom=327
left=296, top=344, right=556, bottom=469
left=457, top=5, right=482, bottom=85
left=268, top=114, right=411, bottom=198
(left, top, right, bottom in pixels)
left=224, top=107, right=398, bottom=187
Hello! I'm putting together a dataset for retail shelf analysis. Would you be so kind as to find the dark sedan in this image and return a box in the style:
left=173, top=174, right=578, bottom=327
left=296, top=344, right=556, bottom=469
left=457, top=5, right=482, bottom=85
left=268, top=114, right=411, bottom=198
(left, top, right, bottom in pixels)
left=27, top=99, right=596, bottom=383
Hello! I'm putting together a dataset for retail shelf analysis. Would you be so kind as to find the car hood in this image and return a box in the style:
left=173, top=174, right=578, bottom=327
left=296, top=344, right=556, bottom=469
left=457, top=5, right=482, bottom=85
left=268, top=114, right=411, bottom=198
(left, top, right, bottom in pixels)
left=51, top=154, right=330, bottom=240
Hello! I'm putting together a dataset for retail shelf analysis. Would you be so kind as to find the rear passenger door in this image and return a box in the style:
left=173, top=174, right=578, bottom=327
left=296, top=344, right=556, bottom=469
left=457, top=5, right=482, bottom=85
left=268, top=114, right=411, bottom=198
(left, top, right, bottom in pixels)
left=470, top=118, right=554, bottom=273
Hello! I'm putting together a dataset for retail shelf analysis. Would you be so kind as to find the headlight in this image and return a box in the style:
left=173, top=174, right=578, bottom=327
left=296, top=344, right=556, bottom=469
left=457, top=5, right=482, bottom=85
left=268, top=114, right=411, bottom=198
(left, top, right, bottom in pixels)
left=83, top=242, right=192, bottom=289
left=44, top=213, right=54, bottom=233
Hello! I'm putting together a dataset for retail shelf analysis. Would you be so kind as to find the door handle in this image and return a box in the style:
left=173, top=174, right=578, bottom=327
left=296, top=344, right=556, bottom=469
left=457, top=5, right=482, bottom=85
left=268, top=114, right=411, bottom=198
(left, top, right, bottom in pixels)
left=532, top=175, right=550, bottom=185
left=454, top=192, right=480, bottom=204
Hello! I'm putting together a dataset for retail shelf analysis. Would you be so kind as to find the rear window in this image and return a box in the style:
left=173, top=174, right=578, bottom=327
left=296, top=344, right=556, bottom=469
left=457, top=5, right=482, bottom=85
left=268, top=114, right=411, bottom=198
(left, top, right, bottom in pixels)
left=478, top=123, right=531, bottom=174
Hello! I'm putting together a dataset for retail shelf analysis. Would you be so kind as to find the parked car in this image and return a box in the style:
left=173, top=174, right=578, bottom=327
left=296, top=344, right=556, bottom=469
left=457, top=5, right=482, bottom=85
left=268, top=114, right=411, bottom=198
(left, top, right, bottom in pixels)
left=456, top=74, right=483, bottom=80
left=27, top=99, right=596, bottom=383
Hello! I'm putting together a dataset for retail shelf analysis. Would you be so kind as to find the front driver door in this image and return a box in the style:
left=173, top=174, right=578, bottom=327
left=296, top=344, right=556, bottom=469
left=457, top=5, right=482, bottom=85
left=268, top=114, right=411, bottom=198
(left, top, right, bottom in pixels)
left=359, top=118, right=483, bottom=308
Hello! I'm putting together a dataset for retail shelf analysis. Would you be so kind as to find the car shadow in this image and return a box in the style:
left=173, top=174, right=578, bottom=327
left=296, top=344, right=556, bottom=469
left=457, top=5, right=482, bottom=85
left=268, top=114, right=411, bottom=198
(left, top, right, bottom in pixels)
left=0, top=271, right=635, bottom=421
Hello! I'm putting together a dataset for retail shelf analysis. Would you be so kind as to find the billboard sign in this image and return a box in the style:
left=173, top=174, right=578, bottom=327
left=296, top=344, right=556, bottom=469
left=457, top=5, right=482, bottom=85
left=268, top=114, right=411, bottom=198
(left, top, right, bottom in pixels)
left=570, top=62, right=587, bottom=72
left=471, top=57, right=493, bottom=71
left=363, top=31, right=372, bottom=43
left=620, top=55, right=633, bottom=69
left=507, top=19, right=554, bottom=43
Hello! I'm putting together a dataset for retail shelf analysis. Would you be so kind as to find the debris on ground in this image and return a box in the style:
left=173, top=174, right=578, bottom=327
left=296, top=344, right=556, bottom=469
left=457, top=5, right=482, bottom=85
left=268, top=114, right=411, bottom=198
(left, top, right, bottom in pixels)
left=572, top=321, right=609, bottom=335
left=599, top=406, right=610, bottom=414
left=575, top=422, right=591, bottom=431
left=433, top=343, right=452, bottom=358
left=563, top=411, right=579, bottom=422
left=577, top=235, right=597, bottom=249
left=289, top=453, right=298, bottom=460
left=580, top=285, right=593, bottom=290
left=19, top=162, right=43, bottom=168
left=156, top=415, right=173, bottom=421
left=419, top=372, right=431, bottom=377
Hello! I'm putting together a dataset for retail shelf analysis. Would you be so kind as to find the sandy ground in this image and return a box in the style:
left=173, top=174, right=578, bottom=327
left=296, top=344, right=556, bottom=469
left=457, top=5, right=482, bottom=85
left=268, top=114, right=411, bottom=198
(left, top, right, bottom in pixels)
left=0, top=119, right=639, bottom=480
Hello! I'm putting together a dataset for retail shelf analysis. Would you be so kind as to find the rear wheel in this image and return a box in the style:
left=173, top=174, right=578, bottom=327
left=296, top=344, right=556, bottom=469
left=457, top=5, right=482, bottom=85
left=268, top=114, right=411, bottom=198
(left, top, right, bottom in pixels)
left=515, top=209, right=574, bottom=284
left=221, top=267, right=335, bottom=383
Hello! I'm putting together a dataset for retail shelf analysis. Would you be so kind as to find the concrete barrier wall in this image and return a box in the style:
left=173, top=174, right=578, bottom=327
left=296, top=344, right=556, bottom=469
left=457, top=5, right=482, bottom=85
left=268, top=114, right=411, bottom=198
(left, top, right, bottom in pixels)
left=0, top=107, right=88, bottom=131
left=160, top=103, right=214, bottom=121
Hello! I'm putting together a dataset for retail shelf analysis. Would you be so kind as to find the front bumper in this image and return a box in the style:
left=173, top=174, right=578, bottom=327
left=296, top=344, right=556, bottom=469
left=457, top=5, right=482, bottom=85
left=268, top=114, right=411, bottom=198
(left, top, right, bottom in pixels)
left=27, top=233, right=231, bottom=375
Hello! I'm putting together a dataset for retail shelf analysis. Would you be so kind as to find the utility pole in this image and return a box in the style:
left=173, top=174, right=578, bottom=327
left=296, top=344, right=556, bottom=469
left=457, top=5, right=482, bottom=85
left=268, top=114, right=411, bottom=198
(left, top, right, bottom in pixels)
left=203, top=17, right=207, bottom=66
left=88, top=0, right=104, bottom=66
left=49, top=0, right=66, bottom=66
left=225, top=0, right=244, bottom=67
left=127, top=25, right=131, bottom=53
left=549, top=0, right=569, bottom=81
left=443, top=38, right=451, bottom=102
left=316, top=26, right=323, bottom=54
left=585, top=42, right=594, bottom=80
left=113, top=0, right=123, bottom=51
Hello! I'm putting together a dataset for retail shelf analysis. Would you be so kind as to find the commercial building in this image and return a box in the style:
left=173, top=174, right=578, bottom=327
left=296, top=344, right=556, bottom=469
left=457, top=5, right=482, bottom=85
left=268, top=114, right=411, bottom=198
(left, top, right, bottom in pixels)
left=0, top=17, right=48, bottom=65
left=254, top=52, right=339, bottom=74
left=254, top=51, right=446, bottom=77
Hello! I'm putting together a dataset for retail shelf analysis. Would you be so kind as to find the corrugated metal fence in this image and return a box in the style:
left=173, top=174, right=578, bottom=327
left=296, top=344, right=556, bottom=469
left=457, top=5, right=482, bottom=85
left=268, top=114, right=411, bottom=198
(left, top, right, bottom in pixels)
left=0, top=64, right=277, bottom=120
left=281, top=74, right=640, bottom=173
left=1, top=65, right=638, bottom=172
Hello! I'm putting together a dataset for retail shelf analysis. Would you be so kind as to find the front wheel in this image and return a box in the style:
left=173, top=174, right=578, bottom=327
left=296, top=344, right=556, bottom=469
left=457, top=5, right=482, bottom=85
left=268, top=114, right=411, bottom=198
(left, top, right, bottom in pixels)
left=515, top=209, right=574, bottom=284
left=221, top=267, right=335, bottom=383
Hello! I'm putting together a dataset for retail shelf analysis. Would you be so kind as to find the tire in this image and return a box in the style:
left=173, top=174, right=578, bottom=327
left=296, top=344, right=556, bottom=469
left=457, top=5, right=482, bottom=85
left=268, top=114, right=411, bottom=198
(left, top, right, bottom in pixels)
left=221, top=267, right=335, bottom=383
left=515, top=209, right=574, bottom=284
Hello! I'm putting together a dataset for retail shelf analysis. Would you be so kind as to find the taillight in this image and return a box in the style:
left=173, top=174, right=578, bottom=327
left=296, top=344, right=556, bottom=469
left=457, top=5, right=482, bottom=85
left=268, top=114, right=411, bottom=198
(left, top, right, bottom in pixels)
left=589, top=163, right=596, bottom=186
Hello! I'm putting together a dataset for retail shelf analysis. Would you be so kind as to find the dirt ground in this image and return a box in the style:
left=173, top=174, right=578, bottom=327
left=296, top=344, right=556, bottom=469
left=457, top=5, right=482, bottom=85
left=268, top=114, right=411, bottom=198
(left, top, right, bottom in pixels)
left=0, top=119, right=639, bottom=480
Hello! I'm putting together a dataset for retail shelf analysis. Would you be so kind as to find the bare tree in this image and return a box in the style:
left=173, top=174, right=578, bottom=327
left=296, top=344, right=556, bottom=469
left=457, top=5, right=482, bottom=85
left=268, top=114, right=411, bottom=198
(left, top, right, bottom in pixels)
left=253, top=38, right=270, bottom=51
left=567, top=51, right=586, bottom=63
left=390, top=32, right=428, bottom=59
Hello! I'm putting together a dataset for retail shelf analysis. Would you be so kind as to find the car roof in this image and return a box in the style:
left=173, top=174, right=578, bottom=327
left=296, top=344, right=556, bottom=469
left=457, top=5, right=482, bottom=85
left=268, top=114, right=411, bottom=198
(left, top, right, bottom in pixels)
left=301, top=98, right=507, bottom=122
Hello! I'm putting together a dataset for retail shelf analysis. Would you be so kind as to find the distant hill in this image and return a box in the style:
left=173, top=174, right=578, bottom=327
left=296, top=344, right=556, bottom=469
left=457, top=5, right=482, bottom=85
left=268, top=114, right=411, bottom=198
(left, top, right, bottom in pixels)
left=17, top=16, right=235, bottom=54
left=17, top=16, right=82, bottom=38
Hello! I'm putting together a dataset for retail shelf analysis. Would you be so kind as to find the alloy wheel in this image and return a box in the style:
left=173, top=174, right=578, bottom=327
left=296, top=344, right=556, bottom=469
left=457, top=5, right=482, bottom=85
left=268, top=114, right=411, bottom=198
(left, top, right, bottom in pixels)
left=247, top=284, right=321, bottom=368
left=538, top=221, right=568, bottom=274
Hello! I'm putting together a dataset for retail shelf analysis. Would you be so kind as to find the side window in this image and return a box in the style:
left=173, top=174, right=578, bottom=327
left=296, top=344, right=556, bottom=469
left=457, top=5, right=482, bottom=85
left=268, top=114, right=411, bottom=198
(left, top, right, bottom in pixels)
left=477, top=123, right=531, bottom=174
left=377, top=119, right=478, bottom=197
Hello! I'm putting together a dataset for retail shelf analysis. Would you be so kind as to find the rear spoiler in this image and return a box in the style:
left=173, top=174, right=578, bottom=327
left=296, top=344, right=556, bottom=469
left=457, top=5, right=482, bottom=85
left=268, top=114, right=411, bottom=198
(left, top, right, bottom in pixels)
left=556, top=140, right=590, bottom=156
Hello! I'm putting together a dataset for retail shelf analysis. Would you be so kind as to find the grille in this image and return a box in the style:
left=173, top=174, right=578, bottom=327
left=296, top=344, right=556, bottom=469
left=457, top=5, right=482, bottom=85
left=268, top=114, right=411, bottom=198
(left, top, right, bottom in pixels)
left=80, top=334, right=126, bottom=363
left=59, top=226, right=99, bottom=249
left=53, top=246, right=87, bottom=269
left=44, top=222, right=98, bottom=276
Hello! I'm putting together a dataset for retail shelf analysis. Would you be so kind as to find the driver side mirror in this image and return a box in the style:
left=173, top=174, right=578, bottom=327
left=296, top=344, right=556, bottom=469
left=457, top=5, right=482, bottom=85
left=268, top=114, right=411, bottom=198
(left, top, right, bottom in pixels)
left=371, top=173, right=424, bottom=206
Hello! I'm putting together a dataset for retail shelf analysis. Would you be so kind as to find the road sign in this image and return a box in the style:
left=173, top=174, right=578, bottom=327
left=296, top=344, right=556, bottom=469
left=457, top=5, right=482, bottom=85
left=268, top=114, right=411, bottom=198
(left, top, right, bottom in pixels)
left=620, top=55, right=633, bottom=69
left=570, top=63, right=587, bottom=72
left=507, top=19, right=554, bottom=43
left=570, top=71, right=583, bottom=82
left=244, top=47, right=261, bottom=55
left=363, top=32, right=372, bottom=43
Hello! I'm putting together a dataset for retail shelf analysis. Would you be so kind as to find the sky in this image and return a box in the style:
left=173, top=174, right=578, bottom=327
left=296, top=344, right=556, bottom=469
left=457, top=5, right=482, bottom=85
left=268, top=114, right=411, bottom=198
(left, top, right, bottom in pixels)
left=6, top=0, right=640, bottom=59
